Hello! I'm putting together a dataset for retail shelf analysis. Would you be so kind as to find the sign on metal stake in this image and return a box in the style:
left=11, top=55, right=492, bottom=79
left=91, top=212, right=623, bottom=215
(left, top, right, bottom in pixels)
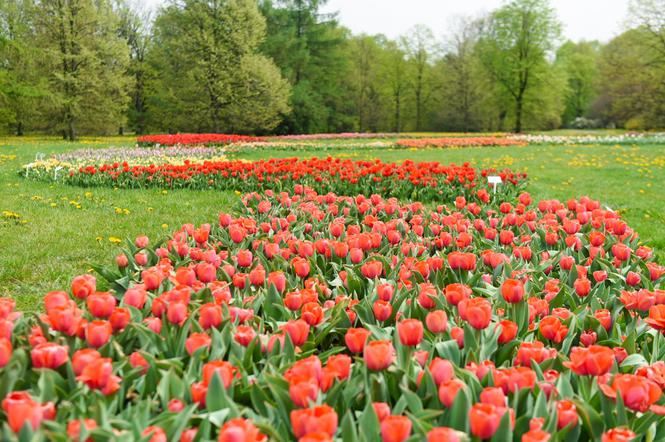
left=487, top=176, right=503, bottom=193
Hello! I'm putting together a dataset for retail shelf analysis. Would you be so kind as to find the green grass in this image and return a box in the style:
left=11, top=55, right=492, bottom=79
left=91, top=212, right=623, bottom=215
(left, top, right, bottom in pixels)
left=2, top=137, right=664, bottom=311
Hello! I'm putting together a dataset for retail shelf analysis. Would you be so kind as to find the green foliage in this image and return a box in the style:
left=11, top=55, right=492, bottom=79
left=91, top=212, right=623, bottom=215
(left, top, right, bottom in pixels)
left=0, top=0, right=664, bottom=134
left=34, top=0, right=131, bottom=140
left=477, top=0, right=564, bottom=132
left=556, top=41, right=601, bottom=126
left=148, top=0, right=290, bottom=134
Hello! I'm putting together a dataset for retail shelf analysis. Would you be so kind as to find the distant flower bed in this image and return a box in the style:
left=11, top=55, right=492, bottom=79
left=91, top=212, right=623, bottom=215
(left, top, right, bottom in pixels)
left=226, top=141, right=394, bottom=152
left=20, top=157, right=526, bottom=202
left=20, top=146, right=227, bottom=179
left=55, top=146, right=226, bottom=166
left=515, top=133, right=665, bottom=145
left=270, top=132, right=513, bottom=141
left=396, top=137, right=528, bottom=148
left=137, top=134, right=262, bottom=146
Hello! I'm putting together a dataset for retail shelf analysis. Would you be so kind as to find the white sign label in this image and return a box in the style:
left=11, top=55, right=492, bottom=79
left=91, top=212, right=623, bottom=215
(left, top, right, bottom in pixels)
left=487, top=175, right=503, bottom=193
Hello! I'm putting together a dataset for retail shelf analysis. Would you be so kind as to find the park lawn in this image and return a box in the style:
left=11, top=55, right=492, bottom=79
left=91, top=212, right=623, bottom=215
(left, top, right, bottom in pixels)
left=1, top=137, right=664, bottom=311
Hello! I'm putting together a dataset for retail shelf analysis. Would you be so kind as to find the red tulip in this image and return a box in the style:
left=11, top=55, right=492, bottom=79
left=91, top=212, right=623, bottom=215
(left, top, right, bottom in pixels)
left=67, top=418, right=97, bottom=441
left=129, top=351, right=149, bottom=374
left=497, top=319, right=518, bottom=344
left=469, top=403, right=506, bottom=439
left=501, top=279, right=524, bottom=303
left=109, top=307, right=131, bottom=331
left=85, top=320, right=112, bottom=348
left=77, top=357, right=121, bottom=395
left=284, top=319, right=310, bottom=346
left=72, top=349, right=101, bottom=375
left=380, top=415, right=412, bottom=442
left=31, top=342, right=68, bottom=369
left=0, top=337, right=12, bottom=368
left=397, top=319, right=424, bottom=346
left=556, top=400, right=578, bottom=429
left=292, top=257, right=311, bottom=278
left=564, top=345, right=614, bottom=376
left=429, top=357, right=454, bottom=385
left=218, top=418, right=265, bottom=442
left=426, top=310, right=448, bottom=333
left=290, top=405, right=338, bottom=438
left=427, top=427, right=460, bottom=442
left=465, top=298, right=492, bottom=330
left=198, top=303, right=223, bottom=329
left=599, top=374, right=661, bottom=412
left=234, top=325, right=257, bottom=346
left=202, top=360, right=238, bottom=387
left=601, top=428, right=637, bottom=442
left=1, top=391, right=55, bottom=433
left=438, top=379, right=465, bottom=407
left=373, top=300, right=392, bottom=321
left=185, top=332, right=211, bottom=355
left=71, top=274, right=96, bottom=299
left=345, top=328, right=370, bottom=353
left=364, top=340, right=395, bottom=371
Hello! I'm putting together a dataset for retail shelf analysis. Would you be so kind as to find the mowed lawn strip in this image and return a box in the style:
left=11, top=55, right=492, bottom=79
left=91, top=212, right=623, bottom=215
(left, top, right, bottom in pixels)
left=1, top=137, right=663, bottom=310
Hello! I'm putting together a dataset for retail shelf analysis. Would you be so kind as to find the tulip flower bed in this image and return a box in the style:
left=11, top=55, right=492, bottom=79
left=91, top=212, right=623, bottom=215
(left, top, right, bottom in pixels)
left=396, top=137, right=528, bottom=149
left=1, top=187, right=665, bottom=441
left=20, top=157, right=527, bottom=203
left=137, top=134, right=262, bottom=146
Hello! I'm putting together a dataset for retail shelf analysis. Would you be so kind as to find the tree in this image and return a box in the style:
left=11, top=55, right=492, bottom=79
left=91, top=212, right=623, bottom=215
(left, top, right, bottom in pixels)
left=437, top=15, right=492, bottom=132
left=149, top=0, right=290, bottom=133
left=556, top=40, right=600, bottom=125
left=34, top=0, right=130, bottom=140
left=598, top=29, right=665, bottom=128
left=116, top=0, right=152, bottom=134
left=477, top=0, right=562, bottom=132
left=628, top=0, right=665, bottom=63
left=380, top=40, right=409, bottom=132
left=260, top=0, right=350, bottom=133
left=0, top=0, right=47, bottom=135
left=402, top=25, right=438, bottom=131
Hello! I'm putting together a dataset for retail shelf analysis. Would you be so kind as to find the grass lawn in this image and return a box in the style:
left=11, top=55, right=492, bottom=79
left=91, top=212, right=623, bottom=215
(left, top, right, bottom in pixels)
left=1, top=136, right=664, bottom=311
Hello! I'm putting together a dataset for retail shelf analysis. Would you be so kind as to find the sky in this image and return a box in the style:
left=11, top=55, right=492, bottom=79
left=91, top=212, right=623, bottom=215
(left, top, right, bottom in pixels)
left=142, top=0, right=631, bottom=43
left=319, top=0, right=631, bottom=43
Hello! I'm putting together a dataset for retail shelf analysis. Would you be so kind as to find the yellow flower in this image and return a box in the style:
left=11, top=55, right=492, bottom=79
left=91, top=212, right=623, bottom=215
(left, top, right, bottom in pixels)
left=162, top=223, right=169, bottom=229
left=109, top=236, right=122, bottom=244
left=50, top=203, right=57, bottom=207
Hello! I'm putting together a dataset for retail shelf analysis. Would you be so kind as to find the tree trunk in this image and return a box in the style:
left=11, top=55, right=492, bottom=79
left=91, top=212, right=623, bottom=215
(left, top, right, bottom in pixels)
left=16, top=121, right=23, bottom=136
left=395, top=92, right=401, bottom=133
left=514, top=97, right=523, bottom=133
left=67, top=119, right=75, bottom=141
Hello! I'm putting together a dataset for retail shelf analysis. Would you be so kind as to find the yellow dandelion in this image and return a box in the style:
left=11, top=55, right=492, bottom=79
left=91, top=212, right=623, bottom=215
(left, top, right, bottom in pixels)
left=162, top=223, right=169, bottom=229
left=109, top=236, right=122, bottom=244
left=50, top=203, right=57, bottom=207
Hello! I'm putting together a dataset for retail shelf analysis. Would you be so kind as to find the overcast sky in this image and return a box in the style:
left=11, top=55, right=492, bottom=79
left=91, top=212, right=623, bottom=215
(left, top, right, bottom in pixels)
left=319, top=0, right=630, bottom=42
left=143, top=0, right=631, bottom=43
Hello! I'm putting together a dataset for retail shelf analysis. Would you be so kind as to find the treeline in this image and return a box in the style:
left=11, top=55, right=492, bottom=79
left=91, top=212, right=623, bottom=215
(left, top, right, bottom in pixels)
left=1, top=0, right=664, bottom=138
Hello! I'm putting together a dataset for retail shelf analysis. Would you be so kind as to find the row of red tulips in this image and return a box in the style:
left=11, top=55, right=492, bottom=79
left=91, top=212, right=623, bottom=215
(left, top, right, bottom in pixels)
left=396, top=138, right=527, bottom=149
left=23, top=158, right=527, bottom=203
left=1, top=187, right=664, bottom=440
left=136, top=134, right=262, bottom=146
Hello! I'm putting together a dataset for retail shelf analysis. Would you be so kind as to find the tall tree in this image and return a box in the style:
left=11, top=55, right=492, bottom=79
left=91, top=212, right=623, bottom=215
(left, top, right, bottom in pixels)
left=34, top=0, right=130, bottom=140
left=150, top=0, right=290, bottom=133
left=402, top=25, right=438, bottom=131
left=0, top=0, right=47, bottom=135
left=477, top=0, right=562, bottom=132
left=116, top=0, right=152, bottom=134
left=380, top=40, right=409, bottom=132
left=260, top=0, right=350, bottom=133
left=437, top=16, right=491, bottom=132
left=556, top=40, right=600, bottom=125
